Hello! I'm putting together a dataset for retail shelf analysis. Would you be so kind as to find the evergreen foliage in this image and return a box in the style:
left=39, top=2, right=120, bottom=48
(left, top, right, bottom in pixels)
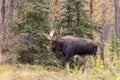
left=58, top=0, right=101, bottom=39
left=109, top=28, right=118, bottom=53
left=109, top=28, right=120, bottom=60
left=13, top=0, right=101, bottom=65
left=14, top=0, right=52, bottom=64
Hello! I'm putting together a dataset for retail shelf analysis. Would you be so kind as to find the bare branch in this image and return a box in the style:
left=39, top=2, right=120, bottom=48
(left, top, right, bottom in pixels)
left=59, top=26, right=63, bottom=37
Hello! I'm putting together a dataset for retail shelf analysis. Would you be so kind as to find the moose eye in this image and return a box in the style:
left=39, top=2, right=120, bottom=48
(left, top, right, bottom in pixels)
left=50, top=42, right=54, bottom=45
left=51, top=41, right=57, bottom=45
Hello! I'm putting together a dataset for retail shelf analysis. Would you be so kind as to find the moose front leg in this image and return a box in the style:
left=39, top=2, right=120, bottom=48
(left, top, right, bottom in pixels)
left=54, top=50, right=59, bottom=59
left=63, top=55, right=70, bottom=66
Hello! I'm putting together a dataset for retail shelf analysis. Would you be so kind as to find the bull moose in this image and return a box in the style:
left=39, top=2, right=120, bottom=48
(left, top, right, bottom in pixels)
left=44, top=28, right=98, bottom=66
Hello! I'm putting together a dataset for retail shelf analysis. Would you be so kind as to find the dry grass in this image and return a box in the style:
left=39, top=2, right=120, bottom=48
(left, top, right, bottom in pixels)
left=0, top=62, right=119, bottom=80
left=0, top=65, right=13, bottom=80
left=0, top=64, right=67, bottom=80
left=0, top=42, right=119, bottom=80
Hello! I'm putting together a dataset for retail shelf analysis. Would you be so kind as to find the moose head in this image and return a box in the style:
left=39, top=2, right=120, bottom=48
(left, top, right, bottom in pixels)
left=43, top=27, right=63, bottom=53
left=43, top=27, right=98, bottom=66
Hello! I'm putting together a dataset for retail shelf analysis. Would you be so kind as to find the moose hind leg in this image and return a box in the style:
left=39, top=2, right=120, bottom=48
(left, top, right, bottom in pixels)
left=93, top=48, right=97, bottom=63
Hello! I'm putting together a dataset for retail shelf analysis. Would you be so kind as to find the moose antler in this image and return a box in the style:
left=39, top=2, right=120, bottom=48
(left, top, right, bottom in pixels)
left=43, top=32, right=51, bottom=40
left=43, top=27, right=55, bottom=40
left=49, top=28, right=55, bottom=38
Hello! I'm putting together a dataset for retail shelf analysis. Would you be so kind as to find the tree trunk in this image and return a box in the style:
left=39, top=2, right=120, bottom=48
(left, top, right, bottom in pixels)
left=2, top=0, right=13, bottom=53
left=89, top=0, right=93, bottom=19
left=114, top=0, right=120, bottom=39
left=0, top=0, right=13, bottom=64
left=46, top=0, right=51, bottom=23
left=114, top=0, right=120, bottom=58
left=100, top=3, right=106, bottom=63
left=0, top=0, right=5, bottom=64
left=67, top=6, right=72, bottom=27
left=76, top=1, right=80, bottom=26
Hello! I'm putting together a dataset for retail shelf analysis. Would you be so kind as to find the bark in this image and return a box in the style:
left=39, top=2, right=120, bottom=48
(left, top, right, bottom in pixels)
left=114, top=0, right=120, bottom=57
left=76, top=1, right=80, bottom=26
left=66, top=4, right=72, bottom=27
left=101, top=2, right=110, bottom=40
left=2, top=0, right=13, bottom=54
left=0, top=0, right=5, bottom=24
left=46, top=0, right=51, bottom=23
left=114, top=0, right=120, bottom=39
left=0, top=0, right=13, bottom=64
left=0, top=0, right=5, bottom=64
left=89, top=0, right=93, bottom=19
left=100, top=3, right=106, bottom=62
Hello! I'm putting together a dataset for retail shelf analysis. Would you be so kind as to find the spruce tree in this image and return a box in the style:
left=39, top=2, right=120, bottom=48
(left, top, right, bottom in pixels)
left=15, top=0, right=51, bottom=64
left=58, top=0, right=101, bottom=39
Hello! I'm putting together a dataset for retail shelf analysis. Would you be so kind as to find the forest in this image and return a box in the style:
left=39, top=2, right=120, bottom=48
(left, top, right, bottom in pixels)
left=0, top=0, right=120, bottom=80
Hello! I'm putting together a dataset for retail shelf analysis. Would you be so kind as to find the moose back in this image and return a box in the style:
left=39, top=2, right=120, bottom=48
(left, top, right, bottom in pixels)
left=44, top=28, right=98, bottom=66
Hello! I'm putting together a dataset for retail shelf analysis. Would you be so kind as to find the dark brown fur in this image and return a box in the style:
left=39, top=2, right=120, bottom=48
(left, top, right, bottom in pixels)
left=47, top=36, right=98, bottom=65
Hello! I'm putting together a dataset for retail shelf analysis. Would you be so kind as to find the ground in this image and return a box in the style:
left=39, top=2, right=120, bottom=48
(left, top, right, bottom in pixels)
left=0, top=61, right=120, bottom=80
left=0, top=43, right=120, bottom=80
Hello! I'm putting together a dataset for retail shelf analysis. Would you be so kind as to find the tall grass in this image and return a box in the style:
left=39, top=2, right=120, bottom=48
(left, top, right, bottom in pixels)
left=0, top=55, right=120, bottom=80
left=0, top=41, right=120, bottom=80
